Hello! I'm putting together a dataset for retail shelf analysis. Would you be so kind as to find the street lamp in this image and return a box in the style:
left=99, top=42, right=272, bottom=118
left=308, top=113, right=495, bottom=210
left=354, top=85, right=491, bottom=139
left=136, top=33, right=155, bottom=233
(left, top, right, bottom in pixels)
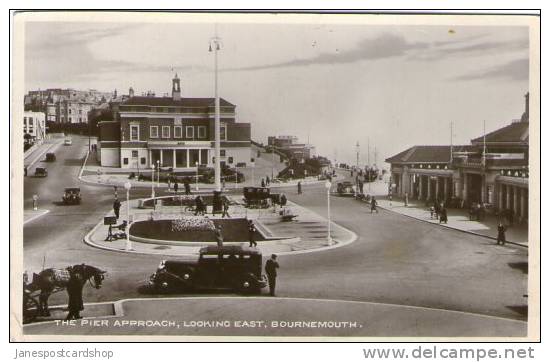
left=124, top=181, right=133, bottom=251
left=195, top=161, right=199, bottom=191
left=209, top=35, right=223, bottom=192
left=325, top=180, right=332, bottom=245
left=156, top=160, right=160, bottom=188
left=150, top=164, right=155, bottom=206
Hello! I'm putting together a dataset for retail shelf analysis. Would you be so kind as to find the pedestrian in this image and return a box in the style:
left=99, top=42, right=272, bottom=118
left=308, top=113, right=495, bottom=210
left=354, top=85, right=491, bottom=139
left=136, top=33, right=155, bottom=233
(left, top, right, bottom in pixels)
left=297, top=181, right=302, bottom=194
left=370, top=196, right=378, bottom=213
left=113, top=198, right=121, bottom=219
left=167, top=175, right=171, bottom=190
left=195, top=196, right=203, bottom=216
left=222, top=178, right=226, bottom=191
left=65, top=271, right=83, bottom=320
left=439, top=205, right=448, bottom=224
left=265, top=254, right=279, bottom=296
left=404, top=192, right=409, bottom=207
left=434, top=200, right=441, bottom=219
left=174, top=180, right=179, bottom=194
left=497, top=221, right=506, bottom=245
left=24, top=166, right=27, bottom=177
left=261, top=178, right=265, bottom=188
left=266, top=176, right=270, bottom=186
left=280, top=194, right=287, bottom=207
left=214, top=224, right=224, bottom=262
left=184, top=179, right=191, bottom=195
left=248, top=220, right=257, bottom=247
left=221, top=199, right=230, bottom=218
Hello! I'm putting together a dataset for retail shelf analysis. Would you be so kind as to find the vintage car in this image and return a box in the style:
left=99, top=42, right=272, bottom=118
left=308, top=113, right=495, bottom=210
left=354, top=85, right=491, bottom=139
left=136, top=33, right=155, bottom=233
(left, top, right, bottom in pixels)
left=336, top=181, right=355, bottom=196
left=34, top=167, right=48, bottom=177
left=62, top=187, right=81, bottom=205
left=64, top=138, right=72, bottom=146
left=45, top=152, right=56, bottom=162
left=149, top=245, right=267, bottom=294
left=243, top=187, right=271, bottom=208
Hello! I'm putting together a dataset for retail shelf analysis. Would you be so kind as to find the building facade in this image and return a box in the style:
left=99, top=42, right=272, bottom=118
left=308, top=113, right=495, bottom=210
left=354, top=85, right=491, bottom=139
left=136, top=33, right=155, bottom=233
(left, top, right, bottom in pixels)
left=386, top=93, right=530, bottom=224
left=98, top=75, right=252, bottom=170
left=23, top=111, right=46, bottom=144
left=268, top=135, right=316, bottom=161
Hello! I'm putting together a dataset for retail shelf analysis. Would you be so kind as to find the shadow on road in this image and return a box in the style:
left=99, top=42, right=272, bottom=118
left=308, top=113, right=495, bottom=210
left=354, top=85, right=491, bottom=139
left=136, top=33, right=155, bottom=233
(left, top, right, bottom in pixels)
left=508, top=262, right=528, bottom=274
left=506, top=305, right=528, bottom=320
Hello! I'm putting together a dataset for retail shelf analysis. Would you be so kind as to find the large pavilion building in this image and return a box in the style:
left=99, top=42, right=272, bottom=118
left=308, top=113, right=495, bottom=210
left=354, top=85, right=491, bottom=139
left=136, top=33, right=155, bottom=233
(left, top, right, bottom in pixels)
left=98, top=75, right=252, bottom=170
left=386, top=93, right=530, bottom=224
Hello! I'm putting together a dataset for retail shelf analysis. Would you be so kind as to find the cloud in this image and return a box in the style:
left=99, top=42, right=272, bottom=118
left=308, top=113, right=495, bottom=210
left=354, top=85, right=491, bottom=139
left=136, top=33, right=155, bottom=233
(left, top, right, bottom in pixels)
left=451, top=58, right=529, bottom=82
left=225, top=33, right=431, bottom=71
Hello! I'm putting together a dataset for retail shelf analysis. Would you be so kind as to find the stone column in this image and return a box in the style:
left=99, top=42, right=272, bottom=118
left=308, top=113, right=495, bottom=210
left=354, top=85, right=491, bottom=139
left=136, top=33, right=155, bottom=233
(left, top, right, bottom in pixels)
left=463, top=173, right=468, bottom=203
left=498, top=184, right=504, bottom=210
left=513, top=186, right=519, bottom=218
left=435, top=177, right=440, bottom=200
left=520, top=188, right=526, bottom=221
left=505, top=184, right=511, bottom=209
left=148, top=149, right=152, bottom=167
left=186, top=149, right=190, bottom=168
left=418, top=176, right=423, bottom=200
left=173, top=149, right=176, bottom=169
left=160, top=149, right=163, bottom=166
left=198, top=148, right=202, bottom=165
left=443, top=178, right=448, bottom=201
left=427, top=177, right=432, bottom=201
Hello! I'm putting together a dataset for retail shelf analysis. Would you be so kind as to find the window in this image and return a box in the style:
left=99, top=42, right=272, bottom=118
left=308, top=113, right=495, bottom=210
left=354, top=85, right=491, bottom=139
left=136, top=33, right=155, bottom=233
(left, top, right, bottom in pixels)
left=198, top=126, right=207, bottom=138
left=220, top=124, right=227, bottom=140
left=123, top=158, right=129, bottom=165
left=69, top=117, right=72, bottom=122
left=69, top=109, right=72, bottom=114
left=130, top=125, right=140, bottom=141
left=132, top=150, right=138, bottom=157
left=174, top=126, right=182, bottom=138
left=79, top=117, right=82, bottom=123
left=162, top=126, right=170, bottom=138
left=186, top=126, right=194, bottom=139
left=141, top=157, right=146, bottom=165
left=228, top=157, right=234, bottom=164
left=220, top=149, right=226, bottom=157
left=150, top=126, right=159, bottom=138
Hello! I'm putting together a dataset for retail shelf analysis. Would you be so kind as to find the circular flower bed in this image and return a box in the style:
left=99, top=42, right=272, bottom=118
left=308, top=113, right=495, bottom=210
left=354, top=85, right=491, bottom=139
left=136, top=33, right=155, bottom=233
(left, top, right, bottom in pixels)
left=129, top=218, right=264, bottom=243
left=142, top=195, right=219, bottom=208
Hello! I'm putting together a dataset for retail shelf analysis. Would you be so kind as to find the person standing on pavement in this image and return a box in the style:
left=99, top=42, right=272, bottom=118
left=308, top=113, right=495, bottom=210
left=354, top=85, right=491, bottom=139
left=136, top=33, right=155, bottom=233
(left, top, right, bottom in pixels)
left=65, top=270, right=84, bottom=320
left=248, top=220, right=257, bottom=247
left=266, top=176, right=270, bottom=186
left=297, top=181, right=302, bottom=194
left=173, top=180, right=179, bottom=194
left=439, top=205, right=448, bottom=224
left=184, top=178, right=191, bottom=195
left=221, top=199, right=230, bottom=218
left=214, top=224, right=224, bottom=262
left=265, top=254, right=279, bottom=296
left=113, top=198, right=121, bottom=219
left=497, top=221, right=506, bottom=245
left=370, top=196, right=378, bottom=213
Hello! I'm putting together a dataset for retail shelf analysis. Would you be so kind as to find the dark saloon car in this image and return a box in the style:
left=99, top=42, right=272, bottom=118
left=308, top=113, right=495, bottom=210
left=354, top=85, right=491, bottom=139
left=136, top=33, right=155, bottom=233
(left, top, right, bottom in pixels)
left=149, top=245, right=267, bottom=294
left=45, top=152, right=56, bottom=162
left=62, top=187, right=81, bottom=205
left=34, top=167, right=48, bottom=177
left=336, top=181, right=355, bottom=196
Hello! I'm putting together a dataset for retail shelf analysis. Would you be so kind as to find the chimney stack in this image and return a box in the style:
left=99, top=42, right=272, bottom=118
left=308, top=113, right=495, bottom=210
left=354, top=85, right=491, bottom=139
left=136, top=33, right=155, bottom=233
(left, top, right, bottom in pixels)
left=172, top=73, right=181, bottom=101
left=521, top=92, right=529, bottom=122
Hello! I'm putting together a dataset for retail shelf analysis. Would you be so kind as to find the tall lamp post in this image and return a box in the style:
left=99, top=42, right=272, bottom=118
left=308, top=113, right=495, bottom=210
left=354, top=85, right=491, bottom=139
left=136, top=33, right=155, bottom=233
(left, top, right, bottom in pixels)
left=195, top=161, right=199, bottom=191
left=209, top=35, right=223, bottom=192
left=156, top=160, right=160, bottom=188
left=124, top=181, right=133, bottom=251
left=150, top=164, right=155, bottom=206
left=325, top=180, right=332, bottom=245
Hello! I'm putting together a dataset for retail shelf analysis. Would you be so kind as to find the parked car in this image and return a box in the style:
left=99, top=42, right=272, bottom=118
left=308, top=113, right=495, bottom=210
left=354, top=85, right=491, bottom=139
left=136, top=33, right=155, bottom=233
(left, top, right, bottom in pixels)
left=34, top=167, right=48, bottom=177
left=64, top=138, right=72, bottom=146
left=149, top=245, right=267, bottom=294
left=45, top=152, right=56, bottom=162
left=336, top=181, right=355, bottom=196
left=62, top=187, right=81, bottom=205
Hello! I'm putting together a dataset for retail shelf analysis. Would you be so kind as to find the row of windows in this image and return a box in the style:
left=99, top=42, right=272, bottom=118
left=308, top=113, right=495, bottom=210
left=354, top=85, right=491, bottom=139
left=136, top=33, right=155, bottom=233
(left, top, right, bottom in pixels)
left=128, top=125, right=227, bottom=141
left=149, top=125, right=208, bottom=139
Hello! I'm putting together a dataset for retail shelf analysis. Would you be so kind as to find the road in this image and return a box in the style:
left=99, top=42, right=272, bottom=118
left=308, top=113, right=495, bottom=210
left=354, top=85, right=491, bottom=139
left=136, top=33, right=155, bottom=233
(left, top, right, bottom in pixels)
left=22, top=135, right=528, bottom=335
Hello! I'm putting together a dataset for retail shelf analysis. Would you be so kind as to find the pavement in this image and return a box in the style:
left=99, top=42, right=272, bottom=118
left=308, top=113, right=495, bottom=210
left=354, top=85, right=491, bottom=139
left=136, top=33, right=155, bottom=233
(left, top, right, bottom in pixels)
left=21, top=135, right=530, bottom=338
left=23, top=297, right=526, bottom=338
left=83, top=195, right=356, bottom=256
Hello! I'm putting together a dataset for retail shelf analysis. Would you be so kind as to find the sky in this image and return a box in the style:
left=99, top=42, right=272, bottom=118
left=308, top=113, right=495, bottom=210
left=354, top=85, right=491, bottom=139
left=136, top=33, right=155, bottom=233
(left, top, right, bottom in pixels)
left=23, top=18, right=530, bottom=167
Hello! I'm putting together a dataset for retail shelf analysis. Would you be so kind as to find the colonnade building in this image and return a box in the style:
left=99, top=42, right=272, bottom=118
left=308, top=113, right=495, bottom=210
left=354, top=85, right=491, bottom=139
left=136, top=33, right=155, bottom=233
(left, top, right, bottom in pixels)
left=98, top=75, right=252, bottom=170
left=386, top=93, right=530, bottom=224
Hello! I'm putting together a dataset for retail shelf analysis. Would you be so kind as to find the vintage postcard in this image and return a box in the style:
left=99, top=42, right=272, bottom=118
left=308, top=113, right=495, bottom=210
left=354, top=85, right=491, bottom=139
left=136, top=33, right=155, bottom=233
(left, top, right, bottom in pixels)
left=10, top=11, right=540, bottom=342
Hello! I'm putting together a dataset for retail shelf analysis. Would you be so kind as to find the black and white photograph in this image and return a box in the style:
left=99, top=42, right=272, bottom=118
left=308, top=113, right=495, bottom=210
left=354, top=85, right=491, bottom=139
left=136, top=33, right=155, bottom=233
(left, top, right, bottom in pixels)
left=10, top=11, right=540, bottom=342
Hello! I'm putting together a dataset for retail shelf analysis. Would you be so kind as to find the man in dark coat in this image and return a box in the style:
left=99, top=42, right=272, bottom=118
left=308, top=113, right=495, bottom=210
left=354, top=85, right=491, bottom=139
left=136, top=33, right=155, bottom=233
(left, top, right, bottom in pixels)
left=370, top=196, right=378, bottom=213
left=113, top=198, right=121, bottom=219
left=184, top=179, right=191, bottom=195
left=265, top=254, right=279, bottom=296
left=173, top=180, right=179, bottom=194
left=214, top=225, right=224, bottom=263
left=297, top=181, right=302, bottom=194
left=497, top=222, right=506, bottom=245
left=439, top=205, right=448, bottom=224
left=221, top=199, right=230, bottom=218
left=248, top=220, right=257, bottom=247
left=65, top=271, right=84, bottom=320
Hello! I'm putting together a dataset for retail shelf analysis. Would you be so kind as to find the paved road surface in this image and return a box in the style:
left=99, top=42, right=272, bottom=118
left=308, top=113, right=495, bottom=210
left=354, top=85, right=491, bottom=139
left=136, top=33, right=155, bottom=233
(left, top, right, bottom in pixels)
left=22, top=136, right=528, bottom=335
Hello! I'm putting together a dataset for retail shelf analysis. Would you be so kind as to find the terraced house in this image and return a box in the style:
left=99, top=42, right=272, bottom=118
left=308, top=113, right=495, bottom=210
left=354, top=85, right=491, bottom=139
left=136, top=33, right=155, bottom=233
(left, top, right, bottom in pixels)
left=98, top=74, right=252, bottom=170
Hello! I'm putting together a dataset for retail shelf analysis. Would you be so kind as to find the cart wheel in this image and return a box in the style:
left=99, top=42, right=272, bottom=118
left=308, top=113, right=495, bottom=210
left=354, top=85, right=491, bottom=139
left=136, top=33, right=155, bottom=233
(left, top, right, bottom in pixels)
left=23, top=294, right=39, bottom=324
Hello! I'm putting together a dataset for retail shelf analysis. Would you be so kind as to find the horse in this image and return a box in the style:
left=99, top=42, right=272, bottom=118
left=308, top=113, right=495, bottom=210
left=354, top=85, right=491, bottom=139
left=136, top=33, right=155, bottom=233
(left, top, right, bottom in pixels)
left=27, top=264, right=106, bottom=317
